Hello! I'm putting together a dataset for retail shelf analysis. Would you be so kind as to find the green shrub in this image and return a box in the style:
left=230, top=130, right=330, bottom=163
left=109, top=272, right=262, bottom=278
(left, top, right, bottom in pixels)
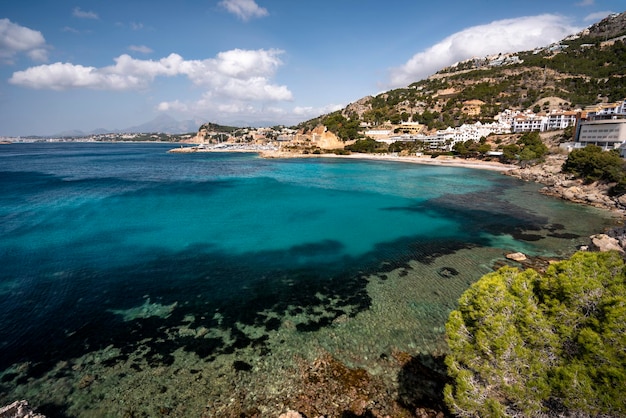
left=445, top=251, right=626, bottom=417
left=344, top=138, right=385, bottom=153
left=562, top=145, right=626, bottom=186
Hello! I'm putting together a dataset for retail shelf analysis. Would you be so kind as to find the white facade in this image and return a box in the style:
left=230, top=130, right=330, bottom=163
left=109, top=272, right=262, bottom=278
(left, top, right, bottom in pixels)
left=405, top=121, right=510, bottom=150
left=512, top=115, right=548, bottom=132
left=501, top=109, right=579, bottom=133
left=546, top=112, right=578, bottom=130
left=586, top=100, right=626, bottom=119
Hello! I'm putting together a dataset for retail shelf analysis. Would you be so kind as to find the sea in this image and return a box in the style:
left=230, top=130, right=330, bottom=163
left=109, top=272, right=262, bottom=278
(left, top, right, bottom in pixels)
left=0, top=142, right=617, bottom=417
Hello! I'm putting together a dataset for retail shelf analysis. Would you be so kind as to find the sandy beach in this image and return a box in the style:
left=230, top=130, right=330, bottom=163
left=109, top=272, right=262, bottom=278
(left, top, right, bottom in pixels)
left=263, top=151, right=518, bottom=172
left=170, top=145, right=516, bottom=172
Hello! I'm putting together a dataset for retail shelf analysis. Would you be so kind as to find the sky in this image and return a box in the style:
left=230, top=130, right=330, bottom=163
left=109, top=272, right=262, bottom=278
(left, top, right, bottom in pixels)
left=0, top=0, right=622, bottom=136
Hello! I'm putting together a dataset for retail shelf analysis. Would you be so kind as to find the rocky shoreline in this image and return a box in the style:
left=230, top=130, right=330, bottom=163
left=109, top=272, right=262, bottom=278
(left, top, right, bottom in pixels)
left=507, top=154, right=626, bottom=253
left=507, top=155, right=626, bottom=214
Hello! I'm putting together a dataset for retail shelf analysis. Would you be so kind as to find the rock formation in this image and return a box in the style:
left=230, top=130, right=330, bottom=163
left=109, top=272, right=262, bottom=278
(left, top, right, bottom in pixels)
left=508, top=153, right=626, bottom=254
left=507, top=155, right=624, bottom=213
left=0, top=401, right=46, bottom=418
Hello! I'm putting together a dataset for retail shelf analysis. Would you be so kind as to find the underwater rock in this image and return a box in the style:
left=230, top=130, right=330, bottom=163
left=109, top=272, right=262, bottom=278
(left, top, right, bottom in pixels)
left=506, top=252, right=527, bottom=262
left=437, top=266, right=459, bottom=278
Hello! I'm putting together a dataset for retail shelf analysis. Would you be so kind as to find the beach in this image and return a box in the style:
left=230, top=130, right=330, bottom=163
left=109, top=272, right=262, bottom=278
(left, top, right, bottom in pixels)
left=261, top=150, right=517, bottom=172
left=169, top=145, right=517, bottom=172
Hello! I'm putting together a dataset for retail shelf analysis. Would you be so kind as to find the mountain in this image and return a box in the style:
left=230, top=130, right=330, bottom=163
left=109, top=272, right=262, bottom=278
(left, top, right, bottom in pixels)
left=297, top=11, right=626, bottom=139
left=51, top=114, right=204, bottom=137
left=122, top=114, right=203, bottom=134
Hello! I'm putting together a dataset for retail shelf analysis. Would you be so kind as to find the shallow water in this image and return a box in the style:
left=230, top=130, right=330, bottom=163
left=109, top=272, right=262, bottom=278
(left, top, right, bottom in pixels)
left=0, top=143, right=617, bottom=417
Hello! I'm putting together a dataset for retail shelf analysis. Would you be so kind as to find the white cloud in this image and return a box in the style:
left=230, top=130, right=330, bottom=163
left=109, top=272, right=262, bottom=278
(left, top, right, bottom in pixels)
left=10, top=48, right=292, bottom=102
left=0, top=18, right=49, bottom=64
left=388, top=14, right=580, bottom=88
left=128, top=45, right=153, bottom=54
left=577, top=0, right=595, bottom=6
left=157, top=100, right=188, bottom=112
left=130, top=22, right=144, bottom=30
left=294, top=104, right=343, bottom=116
left=216, top=77, right=292, bottom=101
left=584, top=11, right=614, bottom=22
left=62, top=26, right=80, bottom=34
left=10, top=54, right=182, bottom=90
left=219, top=0, right=269, bottom=21
left=72, top=7, right=99, bottom=19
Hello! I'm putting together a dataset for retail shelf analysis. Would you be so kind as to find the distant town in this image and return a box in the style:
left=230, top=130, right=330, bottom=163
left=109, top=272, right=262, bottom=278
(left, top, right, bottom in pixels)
left=3, top=99, right=625, bottom=159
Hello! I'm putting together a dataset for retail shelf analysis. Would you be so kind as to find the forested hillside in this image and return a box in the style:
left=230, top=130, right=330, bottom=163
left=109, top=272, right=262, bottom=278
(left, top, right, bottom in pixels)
left=297, top=12, right=626, bottom=139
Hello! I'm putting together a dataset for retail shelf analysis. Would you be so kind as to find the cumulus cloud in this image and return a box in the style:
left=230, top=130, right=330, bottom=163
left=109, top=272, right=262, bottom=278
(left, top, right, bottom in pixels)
left=10, top=48, right=292, bottom=103
left=0, top=18, right=49, bottom=64
left=219, top=0, right=269, bottom=21
left=157, top=100, right=188, bottom=112
left=72, top=7, right=99, bottom=19
left=128, top=45, right=153, bottom=54
left=388, top=14, right=580, bottom=88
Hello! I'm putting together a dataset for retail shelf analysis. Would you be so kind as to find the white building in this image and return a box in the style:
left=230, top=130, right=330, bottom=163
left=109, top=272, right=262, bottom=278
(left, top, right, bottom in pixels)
left=406, top=121, right=510, bottom=151
left=502, top=109, right=579, bottom=133
left=575, top=119, right=626, bottom=151
left=546, top=111, right=578, bottom=130
left=586, top=99, right=626, bottom=119
left=512, top=114, right=548, bottom=132
left=567, top=99, right=626, bottom=152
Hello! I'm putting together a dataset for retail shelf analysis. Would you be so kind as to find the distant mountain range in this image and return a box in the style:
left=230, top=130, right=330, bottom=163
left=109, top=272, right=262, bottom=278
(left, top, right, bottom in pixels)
left=53, top=114, right=205, bottom=137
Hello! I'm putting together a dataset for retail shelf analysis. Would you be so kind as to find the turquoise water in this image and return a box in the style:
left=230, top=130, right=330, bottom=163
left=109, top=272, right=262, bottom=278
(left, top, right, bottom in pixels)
left=0, top=143, right=616, bottom=416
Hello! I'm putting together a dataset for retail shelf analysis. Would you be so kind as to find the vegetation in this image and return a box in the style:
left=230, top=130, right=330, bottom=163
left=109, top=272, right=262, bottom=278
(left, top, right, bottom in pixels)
left=452, top=137, right=491, bottom=158
left=445, top=251, right=626, bottom=417
left=299, top=111, right=362, bottom=141
left=198, top=122, right=239, bottom=133
left=295, top=20, right=625, bottom=135
left=388, top=139, right=426, bottom=154
left=344, top=138, right=386, bottom=153
left=562, top=145, right=626, bottom=195
left=497, top=132, right=549, bottom=164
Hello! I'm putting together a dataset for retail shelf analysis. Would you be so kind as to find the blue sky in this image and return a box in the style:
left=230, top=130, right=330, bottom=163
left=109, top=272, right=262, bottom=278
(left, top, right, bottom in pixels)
left=0, top=0, right=621, bottom=136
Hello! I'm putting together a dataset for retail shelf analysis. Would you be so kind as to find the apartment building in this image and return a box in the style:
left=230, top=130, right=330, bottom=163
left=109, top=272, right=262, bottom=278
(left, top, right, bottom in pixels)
left=571, top=99, right=626, bottom=152
left=574, top=119, right=626, bottom=151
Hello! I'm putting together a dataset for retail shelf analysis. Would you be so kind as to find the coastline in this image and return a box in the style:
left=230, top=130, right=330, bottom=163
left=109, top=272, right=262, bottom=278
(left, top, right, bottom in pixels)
left=169, top=145, right=517, bottom=172
left=259, top=150, right=517, bottom=172
left=171, top=145, right=625, bottom=248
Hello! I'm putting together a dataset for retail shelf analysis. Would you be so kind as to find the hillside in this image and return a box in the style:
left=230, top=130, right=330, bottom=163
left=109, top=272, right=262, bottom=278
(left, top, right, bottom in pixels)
left=297, top=11, right=626, bottom=137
